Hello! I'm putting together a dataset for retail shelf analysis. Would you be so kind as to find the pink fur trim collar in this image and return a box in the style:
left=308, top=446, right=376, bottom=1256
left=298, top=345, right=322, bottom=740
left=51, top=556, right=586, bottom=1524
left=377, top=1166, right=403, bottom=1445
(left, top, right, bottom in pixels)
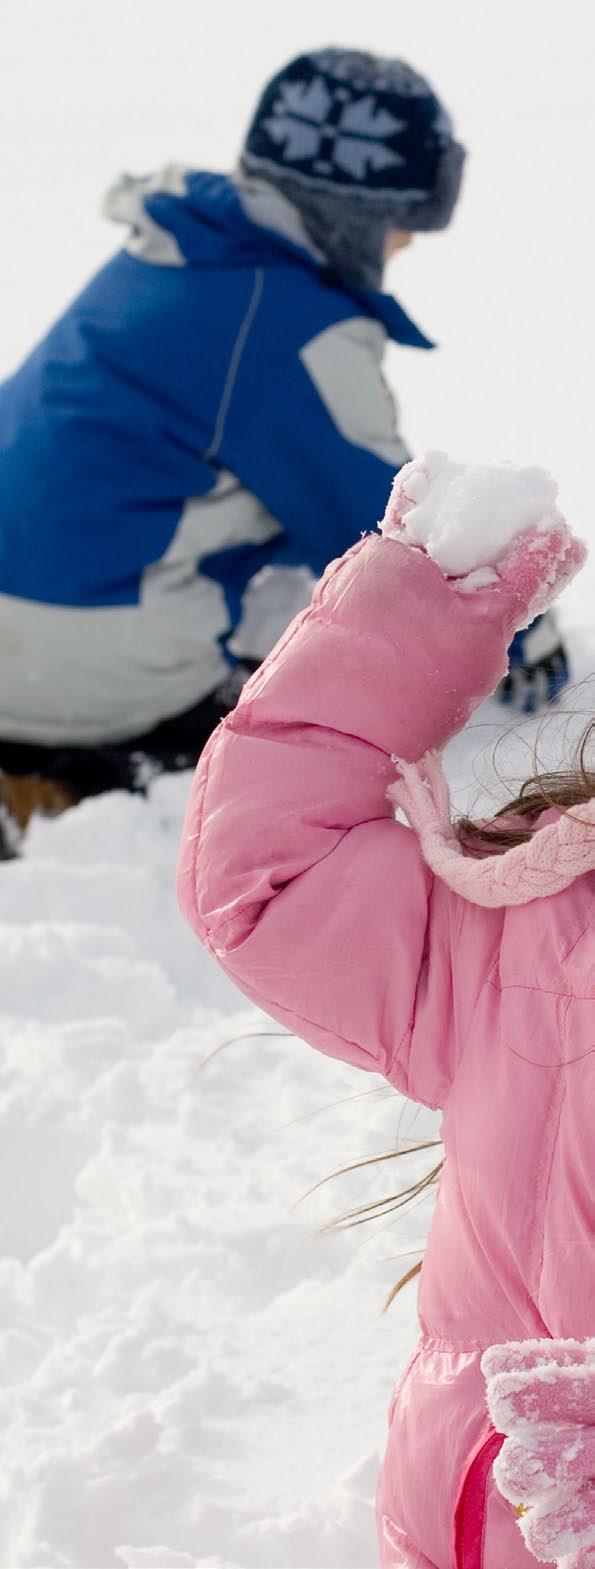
left=388, top=751, right=595, bottom=907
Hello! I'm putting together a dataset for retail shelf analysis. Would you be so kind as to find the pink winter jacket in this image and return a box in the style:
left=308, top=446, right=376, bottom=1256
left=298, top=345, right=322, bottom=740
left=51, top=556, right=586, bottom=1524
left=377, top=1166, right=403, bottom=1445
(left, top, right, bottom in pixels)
left=178, top=516, right=594, bottom=1569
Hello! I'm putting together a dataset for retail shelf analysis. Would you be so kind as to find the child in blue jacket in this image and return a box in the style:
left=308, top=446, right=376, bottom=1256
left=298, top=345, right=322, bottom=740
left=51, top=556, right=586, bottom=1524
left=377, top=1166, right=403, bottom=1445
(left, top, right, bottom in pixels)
left=0, top=48, right=566, bottom=838
left=0, top=47, right=467, bottom=834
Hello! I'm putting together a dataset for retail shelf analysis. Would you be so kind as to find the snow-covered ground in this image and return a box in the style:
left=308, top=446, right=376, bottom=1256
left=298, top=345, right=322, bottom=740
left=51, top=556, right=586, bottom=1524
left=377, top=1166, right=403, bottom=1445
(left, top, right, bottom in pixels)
left=0, top=3, right=594, bottom=1566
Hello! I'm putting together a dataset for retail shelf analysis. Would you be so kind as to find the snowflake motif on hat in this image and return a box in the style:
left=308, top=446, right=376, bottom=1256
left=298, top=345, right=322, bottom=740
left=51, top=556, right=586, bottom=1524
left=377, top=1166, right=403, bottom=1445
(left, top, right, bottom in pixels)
left=264, top=76, right=405, bottom=181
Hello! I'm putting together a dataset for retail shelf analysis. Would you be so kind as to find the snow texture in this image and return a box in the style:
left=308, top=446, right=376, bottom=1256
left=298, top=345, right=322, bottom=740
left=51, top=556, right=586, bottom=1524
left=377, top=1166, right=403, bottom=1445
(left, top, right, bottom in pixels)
left=0, top=781, right=439, bottom=1568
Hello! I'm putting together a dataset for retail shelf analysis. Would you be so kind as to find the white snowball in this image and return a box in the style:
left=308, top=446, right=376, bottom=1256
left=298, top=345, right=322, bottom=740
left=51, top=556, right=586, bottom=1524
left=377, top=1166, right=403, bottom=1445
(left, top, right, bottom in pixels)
left=382, top=451, right=562, bottom=576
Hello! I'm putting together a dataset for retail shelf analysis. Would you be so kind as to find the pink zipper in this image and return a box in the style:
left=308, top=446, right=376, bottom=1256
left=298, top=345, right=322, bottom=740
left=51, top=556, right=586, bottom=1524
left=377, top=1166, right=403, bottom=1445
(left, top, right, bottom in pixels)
left=452, top=1426, right=505, bottom=1569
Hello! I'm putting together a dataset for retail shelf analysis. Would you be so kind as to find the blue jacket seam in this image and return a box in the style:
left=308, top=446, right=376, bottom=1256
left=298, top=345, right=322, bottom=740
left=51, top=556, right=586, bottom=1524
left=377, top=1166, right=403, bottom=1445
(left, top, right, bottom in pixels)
left=205, top=266, right=265, bottom=462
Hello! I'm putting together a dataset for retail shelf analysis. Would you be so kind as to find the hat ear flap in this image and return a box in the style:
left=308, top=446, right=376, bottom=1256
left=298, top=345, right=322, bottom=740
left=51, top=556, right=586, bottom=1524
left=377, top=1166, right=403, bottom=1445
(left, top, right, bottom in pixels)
left=411, top=138, right=466, bottom=232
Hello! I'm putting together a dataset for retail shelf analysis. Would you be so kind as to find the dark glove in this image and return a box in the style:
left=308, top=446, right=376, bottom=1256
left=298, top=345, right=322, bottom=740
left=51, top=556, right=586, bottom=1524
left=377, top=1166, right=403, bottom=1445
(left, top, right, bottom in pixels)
left=498, top=611, right=570, bottom=712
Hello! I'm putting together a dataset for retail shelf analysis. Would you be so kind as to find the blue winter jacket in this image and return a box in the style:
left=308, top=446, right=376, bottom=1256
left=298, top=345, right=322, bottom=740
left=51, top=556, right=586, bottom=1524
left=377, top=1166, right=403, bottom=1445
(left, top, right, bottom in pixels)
left=0, top=166, right=431, bottom=745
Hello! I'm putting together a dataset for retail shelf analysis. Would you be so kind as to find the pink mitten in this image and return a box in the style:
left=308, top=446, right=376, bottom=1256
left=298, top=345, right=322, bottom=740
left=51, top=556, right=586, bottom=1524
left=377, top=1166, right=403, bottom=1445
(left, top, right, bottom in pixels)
left=483, top=1340, right=595, bottom=1568
left=384, top=458, right=588, bottom=908
left=381, top=453, right=586, bottom=638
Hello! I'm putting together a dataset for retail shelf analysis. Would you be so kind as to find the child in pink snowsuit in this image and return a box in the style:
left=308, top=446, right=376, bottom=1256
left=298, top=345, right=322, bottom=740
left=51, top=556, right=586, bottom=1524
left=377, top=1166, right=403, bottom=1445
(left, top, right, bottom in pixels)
left=178, top=455, right=595, bottom=1569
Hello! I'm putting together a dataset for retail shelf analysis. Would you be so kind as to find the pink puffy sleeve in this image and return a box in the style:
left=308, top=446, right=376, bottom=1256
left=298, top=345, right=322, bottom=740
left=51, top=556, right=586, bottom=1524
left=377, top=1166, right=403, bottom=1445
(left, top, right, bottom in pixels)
left=178, top=523, right=581, bottom=1109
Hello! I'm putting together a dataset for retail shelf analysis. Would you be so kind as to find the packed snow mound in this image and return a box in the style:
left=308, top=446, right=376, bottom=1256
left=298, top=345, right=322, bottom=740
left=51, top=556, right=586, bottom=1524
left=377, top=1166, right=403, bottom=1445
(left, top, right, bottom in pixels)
left=0, top=774, right=439, bottom=1569
left=380, top=451, right=564, bottom=576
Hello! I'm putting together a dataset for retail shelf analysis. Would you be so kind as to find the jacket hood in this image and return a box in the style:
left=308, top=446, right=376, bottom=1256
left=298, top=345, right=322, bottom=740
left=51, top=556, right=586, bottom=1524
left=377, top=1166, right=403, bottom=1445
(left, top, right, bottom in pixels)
left=102, top=165, right=433, bottom=350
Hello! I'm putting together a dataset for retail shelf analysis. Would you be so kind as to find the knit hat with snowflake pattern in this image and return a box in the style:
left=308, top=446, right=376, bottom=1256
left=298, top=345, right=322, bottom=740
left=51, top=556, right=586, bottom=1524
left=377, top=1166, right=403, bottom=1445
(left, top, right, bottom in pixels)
left=240, top=48, right=465, bottom=289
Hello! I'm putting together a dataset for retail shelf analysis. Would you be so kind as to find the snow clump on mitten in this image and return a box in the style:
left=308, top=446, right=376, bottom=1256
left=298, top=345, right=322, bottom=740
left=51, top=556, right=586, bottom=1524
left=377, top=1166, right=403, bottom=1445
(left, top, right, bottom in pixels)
left=380, top=451, right=564, bottom=577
